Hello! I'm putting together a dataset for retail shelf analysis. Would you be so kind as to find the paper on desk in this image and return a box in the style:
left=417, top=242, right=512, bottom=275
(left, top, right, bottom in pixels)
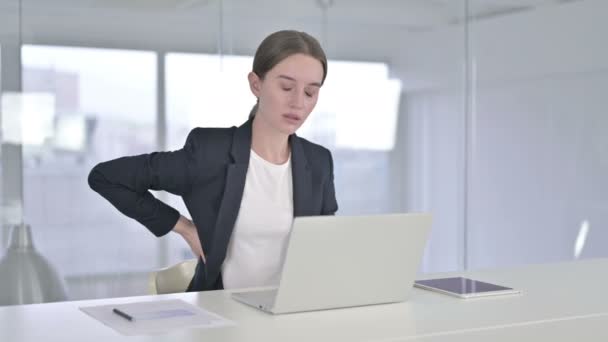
left=80, top=299, right=234, bottom=336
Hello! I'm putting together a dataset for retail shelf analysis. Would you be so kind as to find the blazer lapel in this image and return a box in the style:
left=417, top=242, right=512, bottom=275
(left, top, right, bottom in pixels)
left=290, top=134, right=313, bottom=217
left=205, top=122, right=313, bottom=287
left=206, top=119, right=251, bottom=285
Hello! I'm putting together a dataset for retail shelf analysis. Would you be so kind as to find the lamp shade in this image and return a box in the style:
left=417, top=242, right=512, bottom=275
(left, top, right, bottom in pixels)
left=0, top=223, right=68, bottom=305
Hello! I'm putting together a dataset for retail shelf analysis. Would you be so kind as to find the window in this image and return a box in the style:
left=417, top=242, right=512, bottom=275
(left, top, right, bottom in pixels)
left=166, top=53, right=403, bottom=219
left=20, top=45, right=158, bottom=299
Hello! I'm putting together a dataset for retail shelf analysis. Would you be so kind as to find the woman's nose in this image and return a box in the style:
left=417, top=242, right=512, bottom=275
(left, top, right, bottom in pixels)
left=289, top=91, right=305, bottom=109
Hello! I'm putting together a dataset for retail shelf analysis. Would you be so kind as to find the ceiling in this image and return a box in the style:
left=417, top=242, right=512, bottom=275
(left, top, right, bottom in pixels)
left=0, top=0, right=586, bottom=60
left=12, top=0, right=581, bottom=31
left=0, top=0, right=599, bottom=91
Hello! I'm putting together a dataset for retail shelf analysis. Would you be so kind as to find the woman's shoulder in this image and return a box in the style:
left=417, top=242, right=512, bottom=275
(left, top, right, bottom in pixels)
left=294, top=135, right=330, bottom=154
left=185, top=126, right=237, bottom=146
left=293, top=135, right=333, bottom=168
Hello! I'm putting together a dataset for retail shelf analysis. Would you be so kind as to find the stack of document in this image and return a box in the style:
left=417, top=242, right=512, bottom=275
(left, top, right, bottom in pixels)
left=80, top=299, right=234, bottom=336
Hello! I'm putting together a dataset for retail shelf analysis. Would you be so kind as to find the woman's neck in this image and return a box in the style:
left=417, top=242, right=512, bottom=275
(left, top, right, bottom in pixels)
left=251, top=116, right=290, bottom=164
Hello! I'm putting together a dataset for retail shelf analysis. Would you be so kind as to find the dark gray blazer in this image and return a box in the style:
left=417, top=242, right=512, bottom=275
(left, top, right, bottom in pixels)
left=88, top=118, right=338, bottom=291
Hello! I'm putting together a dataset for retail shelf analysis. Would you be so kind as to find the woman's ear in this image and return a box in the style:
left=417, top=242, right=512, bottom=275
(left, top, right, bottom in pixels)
left=248, top=72, right=262, bottom=97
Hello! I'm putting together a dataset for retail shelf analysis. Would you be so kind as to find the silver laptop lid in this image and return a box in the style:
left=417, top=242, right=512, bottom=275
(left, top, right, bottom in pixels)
left=271, top=213, right=431, bottom=314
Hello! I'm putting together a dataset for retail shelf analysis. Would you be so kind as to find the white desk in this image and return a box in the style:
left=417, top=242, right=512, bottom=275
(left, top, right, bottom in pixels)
left=1, top=258, right=607, bottom=341
left=412, top=315, right=608, bottom=341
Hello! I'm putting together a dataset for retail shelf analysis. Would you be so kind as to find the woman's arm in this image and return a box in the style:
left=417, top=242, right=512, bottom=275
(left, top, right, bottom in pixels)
left=88, top=129, right=203, bottom=237
left=322, top=149, right=339, bottom=215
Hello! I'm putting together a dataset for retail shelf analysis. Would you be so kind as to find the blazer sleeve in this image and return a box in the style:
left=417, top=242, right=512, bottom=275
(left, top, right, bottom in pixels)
left=87, top=128, right=203, bottom=237
left=322, top=149, right=339, bottom=215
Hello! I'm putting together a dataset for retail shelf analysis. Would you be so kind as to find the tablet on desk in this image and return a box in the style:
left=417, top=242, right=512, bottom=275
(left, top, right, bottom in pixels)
left=414, top=277, right=521, bottom=299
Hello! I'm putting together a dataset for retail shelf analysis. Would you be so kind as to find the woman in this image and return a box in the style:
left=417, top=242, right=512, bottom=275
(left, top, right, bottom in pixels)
left=88, top=30, right=338, bottom=292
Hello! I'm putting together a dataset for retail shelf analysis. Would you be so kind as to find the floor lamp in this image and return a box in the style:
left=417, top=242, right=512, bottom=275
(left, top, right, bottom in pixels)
left=0, top=223, right=68, bottom=305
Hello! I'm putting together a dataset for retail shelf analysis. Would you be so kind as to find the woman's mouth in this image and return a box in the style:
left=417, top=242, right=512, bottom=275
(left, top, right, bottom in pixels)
left=282, top=113, right=302, bottom=124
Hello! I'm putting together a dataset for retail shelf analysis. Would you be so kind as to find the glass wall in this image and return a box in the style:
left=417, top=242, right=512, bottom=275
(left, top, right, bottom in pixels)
left=1, top=0, right=23, bottom=255
left=466, top=0, right=608, bottom=268
left=20, top=45, right=158, bottom=299
left=1, top=0, right=606, bottom=304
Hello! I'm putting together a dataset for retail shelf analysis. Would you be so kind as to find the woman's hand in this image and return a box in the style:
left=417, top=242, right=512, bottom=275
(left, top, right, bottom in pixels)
left=172, top=215, right=206, bottom=262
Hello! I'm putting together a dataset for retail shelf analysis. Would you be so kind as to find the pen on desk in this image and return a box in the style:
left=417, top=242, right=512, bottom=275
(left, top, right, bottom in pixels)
left=112, top=308, right=134, bottom=322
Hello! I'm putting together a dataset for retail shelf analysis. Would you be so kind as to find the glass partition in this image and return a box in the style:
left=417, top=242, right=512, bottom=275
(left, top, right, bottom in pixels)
left=3, top=0, right=605, bottom=304
left=467, top=0, right=608, bottom=269
left=0, top=0, right=468, bottom=302
left=20, top=45, right=158, bottom=299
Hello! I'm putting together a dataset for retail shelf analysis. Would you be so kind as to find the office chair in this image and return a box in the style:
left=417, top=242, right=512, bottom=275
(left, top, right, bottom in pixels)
left=148, top=258, right=197, bottom=295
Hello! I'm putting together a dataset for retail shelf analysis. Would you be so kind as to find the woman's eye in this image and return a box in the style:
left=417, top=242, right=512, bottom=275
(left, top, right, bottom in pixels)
left=305, top=92, right=313, bottom=97
left=282, top=87, right=292, bottom=91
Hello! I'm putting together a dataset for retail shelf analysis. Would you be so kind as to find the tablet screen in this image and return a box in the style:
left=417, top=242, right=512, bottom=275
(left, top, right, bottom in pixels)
left=415, top=277, right=513, bottom=295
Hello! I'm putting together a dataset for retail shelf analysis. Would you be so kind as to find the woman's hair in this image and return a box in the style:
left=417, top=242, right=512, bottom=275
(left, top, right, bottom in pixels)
left=249, top=30, right=328, bottom=118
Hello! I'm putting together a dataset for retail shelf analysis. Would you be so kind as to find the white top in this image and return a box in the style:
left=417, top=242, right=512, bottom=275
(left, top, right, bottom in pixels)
left=221, top=149, right=294, bottom=289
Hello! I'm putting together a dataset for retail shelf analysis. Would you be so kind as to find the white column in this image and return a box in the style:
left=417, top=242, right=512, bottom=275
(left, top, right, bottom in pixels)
left=155, top=51, right=169, bottom=267
left=1, top=43, right=24, bottom=249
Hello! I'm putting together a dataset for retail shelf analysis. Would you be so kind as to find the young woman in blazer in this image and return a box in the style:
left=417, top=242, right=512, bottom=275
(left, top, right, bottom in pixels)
left=88, top=30, right=338, bottom=292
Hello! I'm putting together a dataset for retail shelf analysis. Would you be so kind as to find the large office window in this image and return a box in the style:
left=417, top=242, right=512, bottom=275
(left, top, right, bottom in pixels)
left=20, top=45, right=158, bottom=299
left=165, top=53, right=403, bottom=223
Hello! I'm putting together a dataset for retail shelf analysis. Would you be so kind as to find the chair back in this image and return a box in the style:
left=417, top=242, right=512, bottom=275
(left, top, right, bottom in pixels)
left=149, top=258, right=197, bottom=294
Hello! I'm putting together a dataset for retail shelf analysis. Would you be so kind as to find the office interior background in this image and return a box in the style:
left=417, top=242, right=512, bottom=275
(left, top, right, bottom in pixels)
left=0, top=0, right=606, bottom=303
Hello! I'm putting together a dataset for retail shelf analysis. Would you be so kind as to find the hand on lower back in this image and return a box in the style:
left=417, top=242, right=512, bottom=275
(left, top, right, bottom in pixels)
left=172, top=215, right=206, bottom=262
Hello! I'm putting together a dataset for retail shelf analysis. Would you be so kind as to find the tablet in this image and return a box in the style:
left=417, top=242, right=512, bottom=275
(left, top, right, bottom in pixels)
left=414, top=277, right=521, bottom=299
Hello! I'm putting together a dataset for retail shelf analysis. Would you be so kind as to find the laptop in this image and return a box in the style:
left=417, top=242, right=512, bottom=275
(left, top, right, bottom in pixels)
left=231, top=213, right=432, bottom=314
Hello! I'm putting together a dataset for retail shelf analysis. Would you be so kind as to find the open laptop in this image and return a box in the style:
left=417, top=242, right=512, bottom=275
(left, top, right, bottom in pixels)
left=231, top=213, right=432, bottom=314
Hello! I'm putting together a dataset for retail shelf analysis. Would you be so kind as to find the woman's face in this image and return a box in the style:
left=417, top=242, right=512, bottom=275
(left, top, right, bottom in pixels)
left=249, top=53, right=324, bottom=135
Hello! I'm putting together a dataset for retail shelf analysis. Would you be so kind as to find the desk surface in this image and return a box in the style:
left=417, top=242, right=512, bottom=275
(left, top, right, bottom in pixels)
left=415, top=314, right=608, bottom=342
left=1, top=258, right=607, bottom=341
